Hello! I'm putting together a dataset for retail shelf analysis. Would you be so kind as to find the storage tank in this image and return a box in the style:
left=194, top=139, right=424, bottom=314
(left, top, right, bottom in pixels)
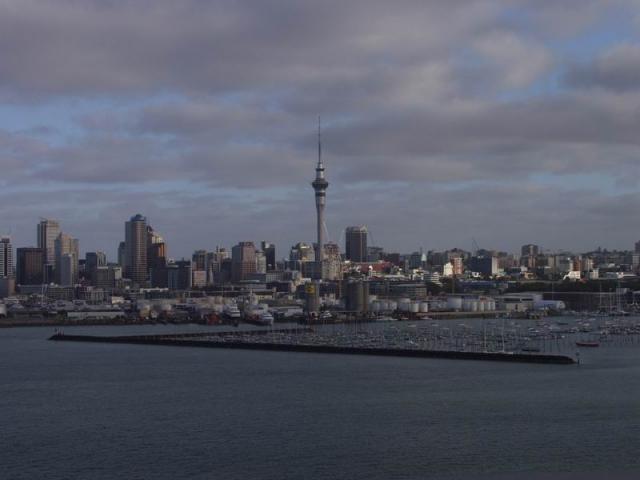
left=379, top=300, right=389, bottom=311
left=399, top=299, right=411, bottom=312
left=370, top=301, right=381, bottom=313
left=410, top=302, right=420, bottom=313
left=419, top=302, right=429, bottom=313
left=388, top=300, right=398, bottom=311
left=470, top=300, right=478, bottom=312
left=478, top=301, right=486, bottom=312
left=345, top=280, right=369, bottom=314
left=447, top=297, right=463, bottom=310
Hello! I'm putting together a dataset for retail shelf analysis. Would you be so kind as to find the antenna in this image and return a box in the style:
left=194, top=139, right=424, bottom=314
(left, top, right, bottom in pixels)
left=318, top=115, right=322, bottom=166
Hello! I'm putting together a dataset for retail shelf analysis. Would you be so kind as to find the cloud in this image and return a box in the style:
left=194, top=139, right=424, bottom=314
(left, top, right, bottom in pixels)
left=2, top=0, right=640, bottom=255
left=566, top=43, right=640, bottom=92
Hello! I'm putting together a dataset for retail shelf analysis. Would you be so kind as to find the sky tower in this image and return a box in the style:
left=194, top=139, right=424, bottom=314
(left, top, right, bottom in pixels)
left=312, top=117, right=329, bottom=280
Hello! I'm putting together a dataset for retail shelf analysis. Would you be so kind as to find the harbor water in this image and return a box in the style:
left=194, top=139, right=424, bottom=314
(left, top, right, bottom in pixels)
left=2, top=322, right=640, bottom=479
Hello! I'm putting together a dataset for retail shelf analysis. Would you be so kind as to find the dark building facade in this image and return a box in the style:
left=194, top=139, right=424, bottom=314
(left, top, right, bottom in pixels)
left=345, top=226, right=368, bottom=263
left=16, top=247, right=43, bottom=285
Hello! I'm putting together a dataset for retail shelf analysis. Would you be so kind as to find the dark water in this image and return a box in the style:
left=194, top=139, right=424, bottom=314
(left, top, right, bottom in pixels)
left=2, top=324, right=640, bottom=480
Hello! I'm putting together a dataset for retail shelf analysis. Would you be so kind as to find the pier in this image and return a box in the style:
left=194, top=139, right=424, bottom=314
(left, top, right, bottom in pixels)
left=49, top=330, right=576, bottom=365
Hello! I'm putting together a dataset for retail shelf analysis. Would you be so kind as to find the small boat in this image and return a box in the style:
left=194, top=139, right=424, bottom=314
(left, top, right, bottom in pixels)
left=575, top=341, right=599, bottom=348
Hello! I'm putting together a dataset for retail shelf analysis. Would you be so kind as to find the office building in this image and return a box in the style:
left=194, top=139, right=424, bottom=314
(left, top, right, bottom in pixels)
left=261, top=242, right=276, bottom=271
left=125, top=214, right=148, bottom=285
left=85, top=251, right=107, bottom=284
left=16, top=247, right=44, bottom=285
left=231, top=241, right=256, bottom=282
left=345, top=226, right=368, bottom=262
left=0, top=237, right=14, bottom=278
left=37, top=219, right=60, bottom=282
left=54, top=233, right=79, bottom=285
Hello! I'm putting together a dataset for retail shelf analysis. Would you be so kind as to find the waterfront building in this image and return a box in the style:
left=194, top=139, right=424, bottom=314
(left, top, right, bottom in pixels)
left=16, top=247, right=44, bottom=285
left=311, top=119, right=329, bottom=279
left=345, top=226, right=368, bottom=263
left=37, top=218, right=60, bottom=282
left=54, top=233, right=79, bottom=285
left=231, top=241, right=256, bottom=282
left=0, top=237, right=14, bottom=278
left=125, top=214, right=148, bottom=285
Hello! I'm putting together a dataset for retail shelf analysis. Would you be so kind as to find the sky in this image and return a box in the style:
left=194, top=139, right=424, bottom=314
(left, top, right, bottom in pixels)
left=1, top=0, right=640, bottom=260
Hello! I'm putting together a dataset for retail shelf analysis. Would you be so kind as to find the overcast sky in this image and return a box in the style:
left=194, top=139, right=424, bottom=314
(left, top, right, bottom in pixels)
left=1, top=0, right=640, bottom=259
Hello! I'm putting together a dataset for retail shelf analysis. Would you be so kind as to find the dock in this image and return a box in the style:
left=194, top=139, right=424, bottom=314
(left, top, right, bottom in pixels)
left=48, top=331, right=576, bottom=365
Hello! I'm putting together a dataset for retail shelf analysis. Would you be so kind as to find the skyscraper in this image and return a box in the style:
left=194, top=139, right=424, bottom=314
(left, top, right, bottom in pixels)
left=54, top=233, right=79, bottom=285
left=0, top=237, right=14, bottom=278
left=16, top=248, right=44, bottom=285
left=345, top=226, right=368, bottom=262
left=37, top=218, right=60, bottom=282
left=125, top=214, right=148, bottom=285
left=261, top=241, right=276, bottom=271
left=311, top=118, right=329, bottom=280
left=85, top=251, right=107, bottom=284
left=231, top=241, right=256, bottom=282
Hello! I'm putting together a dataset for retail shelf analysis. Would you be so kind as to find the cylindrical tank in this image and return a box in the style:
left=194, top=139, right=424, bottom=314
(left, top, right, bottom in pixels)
left=371, top=301, right=381, bottom=313
left=479, top=301, right=486, bottom=312
left=388, top=300, right=398, bottom=311
left=447, top=297, right=463, bottom=310
left=399, top=299, right=411, bottom=312
left=0, top=303, right=6, bottom=317
left=379, top=300, right=389, bottom=311
left=345, top=280, right=369, bottom=314
left=410, top=302, right=420, bottom=313
left=470, top=301, right=478, bottom=312
left=419, top=302, right=429, bottom=313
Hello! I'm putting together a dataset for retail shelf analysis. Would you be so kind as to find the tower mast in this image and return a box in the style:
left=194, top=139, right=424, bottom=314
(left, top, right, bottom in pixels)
left=312, top=117, right=329, bottom=280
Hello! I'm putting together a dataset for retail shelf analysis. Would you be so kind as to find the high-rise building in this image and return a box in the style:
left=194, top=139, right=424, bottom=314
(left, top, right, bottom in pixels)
left=345, top=226, right=368, bottom=262
left=168, top=260, right=192, bottom=290
left=125, top=214, right=148, bottom=285
left=311, top=119, right=329, bottom=279
left=231, top=241, right=256, bottom=282
left=521, top=244, right=540, bottom=257
left=255, top=251, right=267, bottom=274
left=54, top=233, right=79, bottom=285
left=117, top=241, right=126, bottom=269
left=192, top=250, right=207, bottom=271
left=85, top=251, right=107, bottom=284
left=0, top=237, right=14, bottom=278
left=16, top=247, right=44, bottom=285
left=261, top=241, right=276, bottom=271
left=37, top=219, right=60, bottom=282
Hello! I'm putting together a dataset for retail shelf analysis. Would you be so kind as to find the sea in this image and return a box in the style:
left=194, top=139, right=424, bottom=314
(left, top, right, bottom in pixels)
left=1, top=321, right=640, bottom=480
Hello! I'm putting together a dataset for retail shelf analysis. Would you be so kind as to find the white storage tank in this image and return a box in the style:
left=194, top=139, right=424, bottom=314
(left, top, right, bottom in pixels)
left=371, top=301, right=381, bottom=313
left=388, top=301, right=398, bottom=311
left=410, top=302, right=420, bottom=313
left=399, top=300, right=411, bottom=312
left=470, top=300, right=478, bottom=312
left=447, top=297, right=463, bottom=310
left=419, top=302, right=429, bottom=313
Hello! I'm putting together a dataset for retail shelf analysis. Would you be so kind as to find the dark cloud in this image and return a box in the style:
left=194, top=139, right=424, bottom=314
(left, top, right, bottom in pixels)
left=1, top=0, right=640, bottom=254
left=566, top=44, right=640, bottom=92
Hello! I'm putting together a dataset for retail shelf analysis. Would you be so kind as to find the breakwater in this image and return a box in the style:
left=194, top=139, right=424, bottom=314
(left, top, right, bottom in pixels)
left=49, top=332, right=576, bottom=364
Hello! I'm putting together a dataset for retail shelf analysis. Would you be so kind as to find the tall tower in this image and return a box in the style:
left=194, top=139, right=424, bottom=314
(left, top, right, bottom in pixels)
left=311, top=118, right=329, bottom=280
left=125, top=214, right=148, bottom=286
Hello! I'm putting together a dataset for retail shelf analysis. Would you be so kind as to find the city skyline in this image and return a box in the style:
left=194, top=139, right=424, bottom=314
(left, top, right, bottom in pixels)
left=2, top=1, right=640, bottom=256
